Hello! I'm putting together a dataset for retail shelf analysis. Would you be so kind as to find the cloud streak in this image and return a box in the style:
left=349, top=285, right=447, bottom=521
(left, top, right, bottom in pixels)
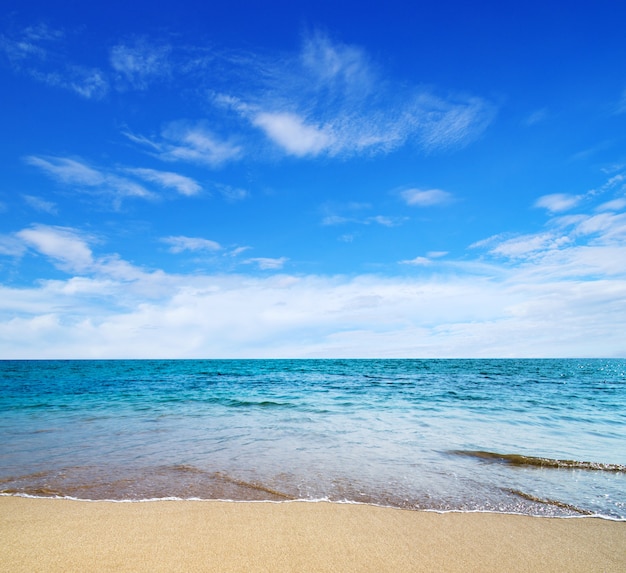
left=126, top=168, right=202, bottom=196
left=3, top=25, right=494, bottom=160
left=0, top=24, right=109, bottom=99
left=162, top=236, right=222, bottom=253
left=109, top=38, right=171, bottom=90
left=216, top=31, right=495, bottom=158
left=125, top=122, right=242, bottom=168
left=25, top=155, right=205, bottom=206
left=400, top=188, right=454, bottom=207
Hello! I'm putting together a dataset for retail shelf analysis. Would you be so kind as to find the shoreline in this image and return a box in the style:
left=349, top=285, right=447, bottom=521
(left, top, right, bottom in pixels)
left=2, top=492, right=624, bottom=521
left=2, top=496, right=625, bottom=572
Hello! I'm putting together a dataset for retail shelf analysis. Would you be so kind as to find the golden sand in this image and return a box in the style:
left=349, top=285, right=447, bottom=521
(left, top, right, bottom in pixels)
left=1, top=496, right=624, bottom=572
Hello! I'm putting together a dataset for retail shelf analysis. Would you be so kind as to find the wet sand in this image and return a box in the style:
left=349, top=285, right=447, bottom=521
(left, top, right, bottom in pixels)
left=1, top=496, right=624, bottom=572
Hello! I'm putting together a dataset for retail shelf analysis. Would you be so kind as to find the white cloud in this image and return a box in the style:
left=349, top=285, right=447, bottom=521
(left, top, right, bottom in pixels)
left=1, top=267, right=624, bottom=359
left=26, top=155, right=106, bottom=186
left=252, top=112, right=332, bottom=157
left=411, top=93, right=494, bottom=151
left=400, top=188, right=453, bottom=207
left=0, top=235, right=27, bottom=257
left=17, top=225, right=95, bottom=273
left=322, top=215, right=349, bottom=226
left=110, top=39, right=171, bottom=89
left=127, top=122, right=242, bottom=167
left=229, top=246, right=251, bottom=257
left=565, top=211, right=626, bottom=243
left=62, top=66, right=109, bottom=99
left=597, top=198, right=626, bottom=212
left=1, top=25, right=109, bottom=99
left=28, top=65, right=109, bottom=99
left=127, top=168, right=202, bottom=196
left=215, top=183, right=249, bottom=201
left=26, top=155, right=154, bottom=207
left=400, top=256, right=432, bottom=266
left=25, top=155, right=215, bottom=206
left=244, top=257, right=288, bottom=270
left=472, top=181, right=626, bottom=279
left=218, top=31, right=495, bottom=158
left=322, top=213, right=405, bottom=227
left=400, top=252, right=448, bottom=266
left=26, top=155, right=154, bottom=202
left=367, top=215, right=406, bottom=227
left=300, top=31, right=374, bottom=94
left=535, top=193, right=582, bottom=213
left=6, top=225, right=171, bottom=289
left=3, top=188, right=626, bottom=359
left=162, top=236, right=222, bottom=253
left=489, top=233, right=572, bottom=259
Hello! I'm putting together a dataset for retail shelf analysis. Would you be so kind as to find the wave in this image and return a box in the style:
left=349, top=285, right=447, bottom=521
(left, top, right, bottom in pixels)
left=506, top=489, right=595, bottom=515
left=213, top=472, right=295, bottom=500
left=449, top=450, right=626, bottom=472
left=223, top=399, right=296, bottom=409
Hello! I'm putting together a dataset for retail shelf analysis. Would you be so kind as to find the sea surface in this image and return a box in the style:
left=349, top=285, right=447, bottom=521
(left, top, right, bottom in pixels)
left=1, top=359, right=624, bottom=519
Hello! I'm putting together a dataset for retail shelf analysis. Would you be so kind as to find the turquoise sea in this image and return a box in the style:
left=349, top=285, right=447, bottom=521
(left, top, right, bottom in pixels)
left=1, top=359, right=624, bottom=519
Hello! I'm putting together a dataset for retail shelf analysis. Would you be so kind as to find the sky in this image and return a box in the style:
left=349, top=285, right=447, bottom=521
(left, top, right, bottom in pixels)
left=1, top=0, right=626, bottom=358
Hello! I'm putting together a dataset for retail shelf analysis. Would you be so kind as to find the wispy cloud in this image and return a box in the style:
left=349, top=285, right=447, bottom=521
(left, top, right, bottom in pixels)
left=23, top=194, right=58, bottom=215
left=25, top=155, right=154, bottom=206
left=524, top=108, right=549, bottom=126
left=473, top=173, right=626, bottom=279
left=483, top=232, right=573, bottom=260
left=216, top=31, right=495, bottom=158
left=0, top=235, right=27, bottom=257
left=300, top=30, right=375, bottom=95
left=400, top=251, right=448, bottom=266
left=0, top=24, right=109, bottom=99
left=3, top=25, right=494, bottom=158
left=162, top=236, right=222, bottom=253
left=244, top=257, right=288, bottom=270
left=322, top=214, right=406, bottom=227
left=400, top=188, right=454, bottom=207
left=214, top=183, right=249, bottom=201
left=7, top=224, right=167, bottom=286
left=26, top=155, right=107, bottom=186
left=126, top=168, right=202, bottom=196
left=321, top=202, right=405, bottom=227
left=400, top=256, right=432, bottom=266
left=0, top=23, right=63, bottom=65
left=25, top=155, right=210, bottom=206
left=535, top=193, right=583, bottom=213
left=17, top=225, right=95, bottom=273
left=30, top=65, right=109, bottom=99
left=109, top=38, right=172, bottom=90
left=125, top=122, right=242, bottom=167
left=535, top=171, right=626, bottom=215
left=597, top=198, right=626, bottom=212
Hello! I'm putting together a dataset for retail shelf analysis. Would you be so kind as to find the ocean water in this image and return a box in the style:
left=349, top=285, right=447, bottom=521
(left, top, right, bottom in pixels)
left=1, top=359, right=624, bottom=519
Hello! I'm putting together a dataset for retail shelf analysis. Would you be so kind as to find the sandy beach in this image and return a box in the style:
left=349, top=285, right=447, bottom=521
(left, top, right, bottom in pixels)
left=1, top=496, right=624, bottom=572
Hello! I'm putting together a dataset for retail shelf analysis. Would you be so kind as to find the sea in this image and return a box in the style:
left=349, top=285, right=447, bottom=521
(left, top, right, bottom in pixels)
left=1, top=359, right=624, bottom=519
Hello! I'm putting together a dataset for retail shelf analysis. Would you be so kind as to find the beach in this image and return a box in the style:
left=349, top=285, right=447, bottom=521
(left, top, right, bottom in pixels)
left=1, top=496, right=625, bottom=572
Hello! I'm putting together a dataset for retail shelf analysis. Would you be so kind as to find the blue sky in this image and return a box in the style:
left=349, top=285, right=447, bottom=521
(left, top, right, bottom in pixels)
left=1, top=0, right=626, bottom=358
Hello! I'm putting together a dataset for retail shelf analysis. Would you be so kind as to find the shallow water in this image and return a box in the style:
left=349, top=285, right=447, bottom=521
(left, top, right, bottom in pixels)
left=1, top=359, right=624, bottom=518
